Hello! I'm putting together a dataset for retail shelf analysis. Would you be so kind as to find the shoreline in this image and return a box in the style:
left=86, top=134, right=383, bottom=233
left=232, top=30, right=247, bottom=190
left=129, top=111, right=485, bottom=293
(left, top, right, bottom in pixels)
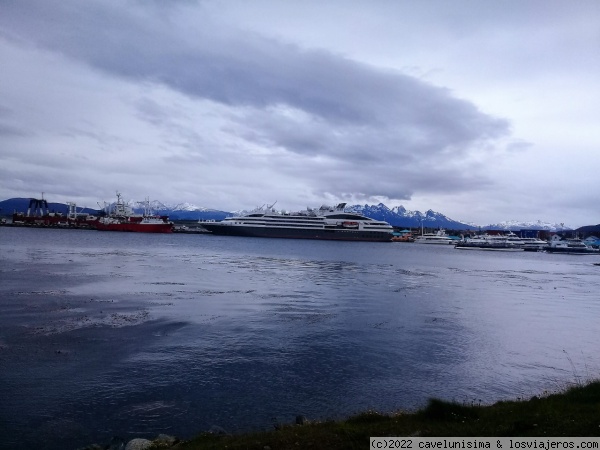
left=75, top=380, right=600, bottom=449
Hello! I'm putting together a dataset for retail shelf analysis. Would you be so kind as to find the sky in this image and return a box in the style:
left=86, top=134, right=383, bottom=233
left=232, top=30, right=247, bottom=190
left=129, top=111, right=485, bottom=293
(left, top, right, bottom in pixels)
left=0, top=0, right=599, bottom=227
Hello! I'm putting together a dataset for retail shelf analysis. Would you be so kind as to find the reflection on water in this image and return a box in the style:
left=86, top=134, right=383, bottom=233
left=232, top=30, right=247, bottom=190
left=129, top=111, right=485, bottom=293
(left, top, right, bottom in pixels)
left=1, top=227, right=600, bottom=449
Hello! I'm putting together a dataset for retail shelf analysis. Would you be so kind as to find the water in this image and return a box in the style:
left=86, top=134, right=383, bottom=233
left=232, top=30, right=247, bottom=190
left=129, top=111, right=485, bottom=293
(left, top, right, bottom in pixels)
left=1, top=227, right=599, bottom=449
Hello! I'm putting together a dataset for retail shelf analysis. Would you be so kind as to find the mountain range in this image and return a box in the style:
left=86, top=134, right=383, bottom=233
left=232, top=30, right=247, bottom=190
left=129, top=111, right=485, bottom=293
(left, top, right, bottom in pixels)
left=0, top=197, right=580, bottom=231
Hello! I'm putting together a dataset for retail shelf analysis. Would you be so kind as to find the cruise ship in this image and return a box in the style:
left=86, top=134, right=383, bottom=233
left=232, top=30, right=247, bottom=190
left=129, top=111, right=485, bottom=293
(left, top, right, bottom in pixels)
left=201, top=203, right=394, bottom=241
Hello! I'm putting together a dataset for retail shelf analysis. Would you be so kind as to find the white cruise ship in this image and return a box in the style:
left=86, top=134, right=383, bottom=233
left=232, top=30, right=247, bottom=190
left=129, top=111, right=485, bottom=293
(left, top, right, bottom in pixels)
left=201, top=203, right=394, bottom=241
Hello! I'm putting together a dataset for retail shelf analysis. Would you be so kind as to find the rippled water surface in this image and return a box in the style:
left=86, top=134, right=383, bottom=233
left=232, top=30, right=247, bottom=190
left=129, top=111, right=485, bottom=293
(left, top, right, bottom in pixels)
left=1, top=227, right=599, bottom=449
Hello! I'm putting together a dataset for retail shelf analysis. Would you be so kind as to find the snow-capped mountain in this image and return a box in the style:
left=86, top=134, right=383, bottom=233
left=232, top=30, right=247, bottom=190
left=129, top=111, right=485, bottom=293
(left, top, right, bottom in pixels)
left=130, top=199, right=205, bottom=213
left=0, top=197, right=584, bottom=230
left=129, top=201, right=228, bottom=221
left=169, top=202, right=207, bottom=212
left=347, top=203, right=476, bottom=229
left=481, top=220, right=572, bottom=232
left=147, top=200, right=214, bottom=212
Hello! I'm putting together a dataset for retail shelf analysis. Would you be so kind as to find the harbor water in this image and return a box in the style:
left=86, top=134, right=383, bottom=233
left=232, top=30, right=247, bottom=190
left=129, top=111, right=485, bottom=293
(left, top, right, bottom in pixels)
left=1, top=227, right=599, bottom=449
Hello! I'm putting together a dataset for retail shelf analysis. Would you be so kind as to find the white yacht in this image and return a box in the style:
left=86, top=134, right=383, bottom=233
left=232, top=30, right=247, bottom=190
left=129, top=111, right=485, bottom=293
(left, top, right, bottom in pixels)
left=414, top=229, right=454, bottom=244
left=201, top=203, right=394, bottom=241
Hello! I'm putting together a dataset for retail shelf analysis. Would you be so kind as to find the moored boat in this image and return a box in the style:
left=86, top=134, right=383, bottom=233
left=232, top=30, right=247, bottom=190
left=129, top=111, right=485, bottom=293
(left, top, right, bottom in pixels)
left=520, top=236, right=549, bottom=252
left=391, top=230, right=415, bottom=242
left=200, top=202, right=394, bottom=241
left=414, top=229, right=454, bottom=244
left=96, top=193, right=173, bottom=233
left=454, top=234, right=524, bottom=251
left=545, top=238, right=599, bottom=255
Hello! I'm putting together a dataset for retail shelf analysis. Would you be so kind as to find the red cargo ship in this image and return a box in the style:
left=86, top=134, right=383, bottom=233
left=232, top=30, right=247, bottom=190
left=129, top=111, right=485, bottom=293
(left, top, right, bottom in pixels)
left=96, top=193, right=173, bottom=233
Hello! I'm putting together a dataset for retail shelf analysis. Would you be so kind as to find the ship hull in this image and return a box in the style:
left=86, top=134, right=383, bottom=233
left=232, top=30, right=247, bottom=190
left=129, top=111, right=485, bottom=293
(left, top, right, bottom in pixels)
left=95, top=222, right=173, bottom=233
left=201, top=224, right=392, bottom=242
left=545, top=247, right=598, bottom=255
left=454, top=244, right=524, bottom=251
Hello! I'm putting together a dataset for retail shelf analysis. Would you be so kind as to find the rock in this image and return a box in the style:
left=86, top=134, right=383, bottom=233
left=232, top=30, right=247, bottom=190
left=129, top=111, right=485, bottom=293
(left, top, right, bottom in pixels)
left=153, top=433, right=179, bottom=447
left=295, top=415, right=307, bottom=425
left=208, top=425, right=228, bottom=435
left=125, top=438, right=153, bottom=450
left=272, top=417, right=283, bottom=430
left=107, top=436, right=126, bottom=450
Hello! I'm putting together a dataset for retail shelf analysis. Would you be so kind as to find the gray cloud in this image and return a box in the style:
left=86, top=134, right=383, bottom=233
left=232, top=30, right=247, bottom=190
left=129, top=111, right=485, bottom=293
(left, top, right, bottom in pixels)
left=0, top=104, right=29, bottom=137
left=3, top=1, right=596, bottom=226
left=0, top=0, right=509, bottom=161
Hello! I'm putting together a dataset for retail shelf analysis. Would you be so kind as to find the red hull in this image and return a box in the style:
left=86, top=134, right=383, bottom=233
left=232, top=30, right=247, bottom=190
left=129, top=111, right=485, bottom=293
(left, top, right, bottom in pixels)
left=95, top=222, right=173, bottom=233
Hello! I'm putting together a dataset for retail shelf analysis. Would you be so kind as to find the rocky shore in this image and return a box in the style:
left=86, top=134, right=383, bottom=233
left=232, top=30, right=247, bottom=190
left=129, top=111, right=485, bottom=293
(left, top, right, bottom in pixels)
left=78, top=433, right=179, bottom=450
left=74, top=381, right=600, bottom=450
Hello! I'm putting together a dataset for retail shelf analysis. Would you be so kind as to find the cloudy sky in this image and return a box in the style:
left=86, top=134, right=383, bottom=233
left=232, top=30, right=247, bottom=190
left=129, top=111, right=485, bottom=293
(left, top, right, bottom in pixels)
left=1, top=1, right=598, bottom=227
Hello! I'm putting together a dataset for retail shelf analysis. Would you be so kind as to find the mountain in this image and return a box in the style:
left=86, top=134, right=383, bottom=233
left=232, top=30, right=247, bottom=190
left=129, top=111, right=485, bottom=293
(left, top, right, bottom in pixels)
left=575, top=224, right=600, bottom=233
left=481, top=220, right=573, bottom=232
left=1, top=197, right=474, bottom=227
left=347, top=203, right=477, bottom=229
left=130, top=200, right=229, bottom=221
left=0, top=197, right=585, bottom=231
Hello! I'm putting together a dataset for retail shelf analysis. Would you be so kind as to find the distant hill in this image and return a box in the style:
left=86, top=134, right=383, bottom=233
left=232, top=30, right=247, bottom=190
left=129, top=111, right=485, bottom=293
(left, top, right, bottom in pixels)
left=576, top=224, right=600, bottom=233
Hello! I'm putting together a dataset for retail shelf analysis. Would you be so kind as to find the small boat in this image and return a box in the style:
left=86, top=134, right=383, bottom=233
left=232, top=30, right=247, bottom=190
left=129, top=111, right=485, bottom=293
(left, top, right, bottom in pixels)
left=391, top=231, right=414, bottom=242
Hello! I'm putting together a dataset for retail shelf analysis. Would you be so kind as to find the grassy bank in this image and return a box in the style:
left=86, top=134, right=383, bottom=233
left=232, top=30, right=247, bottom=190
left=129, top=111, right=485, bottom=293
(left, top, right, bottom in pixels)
left=170, top=381, right=600, bottom=450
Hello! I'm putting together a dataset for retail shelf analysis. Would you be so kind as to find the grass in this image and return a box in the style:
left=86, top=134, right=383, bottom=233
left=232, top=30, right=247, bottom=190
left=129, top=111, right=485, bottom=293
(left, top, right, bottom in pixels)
left=166, top=381, right=600, bottom=450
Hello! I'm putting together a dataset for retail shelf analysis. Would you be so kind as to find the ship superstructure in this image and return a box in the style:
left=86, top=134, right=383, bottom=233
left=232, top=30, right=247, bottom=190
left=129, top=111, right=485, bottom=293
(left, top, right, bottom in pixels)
left=201, top=203, right=393, bottom=241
